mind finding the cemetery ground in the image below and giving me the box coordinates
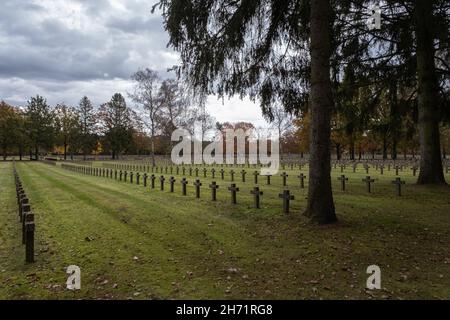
[0,161,449,300]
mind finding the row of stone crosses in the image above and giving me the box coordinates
[61,162,409,216]
[13,163,35,264]
[101,159,450,177]
[104,163,410,195]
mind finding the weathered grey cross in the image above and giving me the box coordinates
[251,187,263,209]
[338,175,349,191]
[228,183,240,204]
[253,171,259,184]
[241,170,247,182]
[281,172,289,186]
[209,181,219,201]
[194,179,202,198]
[150,174,156,189]
[362,176,375,193]
[169,177,176,193]
[160,176,166,191]
[181,178,188,196]
[298,174,306,189]
[279,190,295,214]
[392,178,405,196]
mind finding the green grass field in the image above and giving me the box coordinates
[1,161,449,299]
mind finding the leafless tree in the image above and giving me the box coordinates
[129,68,161,166]
[267,105,293,156]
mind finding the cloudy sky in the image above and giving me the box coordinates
[0,0,269,127]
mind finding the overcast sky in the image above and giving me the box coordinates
[0,0,269,127]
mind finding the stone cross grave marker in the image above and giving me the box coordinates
[25,212,35,264]
[392,178,405,196]
[21,203,31,244]
[253,171,259,184]
[169,177,176,193]
[251,187,263,209]
[281,172,289,186]
[228,183,240,204]
[181,178,188,196]
[241,170,247,183]
[279,190,295,214]
[143,173,148,187]
[338,175,349,191]
[362,176,375,193]
[298,173,306,189]
[194,179,202,198]
[209,181,219,201]
[150,174,156,189]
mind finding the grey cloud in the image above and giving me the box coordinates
[0,0,171,83]
[0,1,269,129]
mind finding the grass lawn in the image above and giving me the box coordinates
[1,161,449,300]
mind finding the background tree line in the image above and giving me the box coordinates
[0,69,217,161]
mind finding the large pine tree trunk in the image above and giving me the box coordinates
[415,0,446,184]
[304,0,337,224]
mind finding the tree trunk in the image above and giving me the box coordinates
[390,80,399,161]
[336,143,341,160]
[64,141,67,161]
[151,126,156,167]
[391,138,398,160]
[415,0,446,184]
[35,145,38,161]
[349,136,355,160]
[383,135,388,160]
[304,0,337,225]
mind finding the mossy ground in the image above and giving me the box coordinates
[0,161,449,300]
